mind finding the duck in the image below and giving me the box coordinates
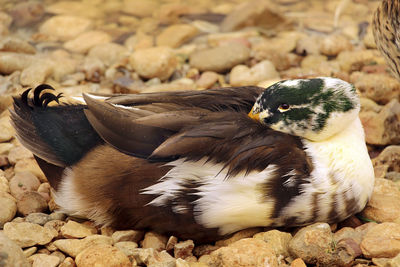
[10,77,374,243]
[373,0,400,81]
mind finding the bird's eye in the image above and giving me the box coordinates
[278,103,290,112]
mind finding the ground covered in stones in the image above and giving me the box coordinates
[0,0,400,266]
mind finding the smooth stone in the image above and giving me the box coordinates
[195,71,219,89]
[9,171,40,200]
[0,116,14,142]
[88,43,127,66]
[3,222,57,248]
[0,143,13,155]
[373,145,400,176]
[230,60,280,86]
[112,230,144,243]
[295,35,322,55]
[44,220,66,239]
[123,0,159,18]
[114,241,139,257]
[14,158,46,182]
[209,238,278,267]
[157,24,198,48]
[7,146,33,165]
[174,240,194,259]
[37,182,51,202]
[61,220,97,238]
[29,254,60,267]
[253,230,293,257]
[9,2,44,27]
[361,178,400,224]
[39,15,92,41]
[59,257,75,267]
[0,52,34,75]
[64,30,112,54]
[20,59,54,87]
[16,191,48,216]
[53,235,113,257]
[0,37,36,54]
[141,231,168,252]
[0,232,30,267]
[337,50,384,73]
[361,222,400,258]
[129,46,177,81]
[49,212,67,221]
[189,43,250,73]
[23,247,37,257]
[25,213,51,226]
[0,192,17,227]
[75,244,131,267]
[46,1,103,19]
[216,228,262,247]
[290,258,307,267]
[319,34,353,56]
[0,172,9,192]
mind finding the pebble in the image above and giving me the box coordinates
[362,178,400,224]
[130,46,177,81]
[46,1,103,19]
[141,231,168,252]
[75,244,131,267]
[195,71,219,89]
[7,146,33,165]
[39,15,93,41]
[319,34,353,56]
[220,0,285,32]
[0,232,30,267]
[0,173,9,192]
[0,116,14,142]
[59,257,76,267]
[253,229,292,257]
[359,99,400,145]
[64,30,112,54]
[9,171,40,199]
[23,247,37,257]
[37,182,51,201]
[25,213,51,226]
[372,145,400,178]
[291,258,307,267]
[28,254,60,267]
[112,229,144,243]
[289,222,355,266]
[53,235,113,257]
[14,158,46,182]
[230,60,280,86]
[17,191,48,216]
[0,143,13,156]
[133,248,175,266]
[157,24,198,48]
[189,43,250,73]
[50,251,66,263]
[114,241,139,258]
[123,0,159,18]
[216,228,262,247]
[0,192,17,227]
[209,238,278,267]
[360,222,400,258]
[61,220,97,238]
[363,27,376,49]
[337,50,384,73]
[88,43,127,66]
[174,240,195,259]
[3,221,57,248]
[20,59,54,87]
[0,52,34,74]
[295,35,322,55]
[44,220,66,239]
[9,1,45,27]
[0,37,36,54]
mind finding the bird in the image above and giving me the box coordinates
[10,78,375,243]
[373,0,400,81]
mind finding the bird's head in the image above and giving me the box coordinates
[248,78,360,141]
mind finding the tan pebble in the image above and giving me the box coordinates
[64,30,112,54]
[337,50,384,73]
[176,258,190,267]
[0,143,14,155]
[29,254,60,267]
[59,257,76,267]
[174,240,194,259]
[123,0,159,18]
[253,229,293,257]
[112,230,143,243]
[157,24,198,48]
[20,60,54,87]
[53,235,113,257]
[216,227,262,247]
[291,258,307,267]
[361,222,400,258]
[100,225,114,236]
[14,158,46,182]
[37,182,51,202]
[0,232,30,266]
[17,191,48,216]
[196,71,219,89]
[44,220,66,238]
[124,31,154,50]
[7,146,33,165]
[0,37,36,54]
[61,220,97,238]
[230,60,279,86]
[88,43,127,66]
[51,251,66,263]
[0,52,35,74]
[166,236,178,252]
[23,246,37,257]
[141,231,167,251]
[0,116,14,142]
[75,243,131,267]
[3,221,57,248]
[320,34,352,56]
[39,15,92,41]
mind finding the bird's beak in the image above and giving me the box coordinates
[248,107,260,121]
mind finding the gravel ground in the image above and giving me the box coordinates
[0,0,399,266]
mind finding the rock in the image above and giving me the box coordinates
[64,30,111,54]
[133,248,175,266]
[290,258,307,267]
[253,230,292,257]
[17,191,48,216]
[220,0,286,32]
[359,99,400,145]
[123,0,159,18]
[296,35,322,56]
[129,46,177,80]
[0,37,36,54]
[53,235,113,257]
[39,15,92,41]
[288,222,355,266]
[351,72,400,105]
[195,71,219,89]
[363,26,376,49]
[114,241,139,256]
[29,254,60,267]
[0,52,34,74]
[300,55,328,69]
[25,213,51,226]
[61,220,97,238]
[3,222,57,248]
[361,178,400,223]
[320,34,353,56]
[49,212,67,221]
[230,60,279,86]
[51,250,66,263]
[23,247,37,257]
[14,158,46,182]
[0,172,9,192]
[166,236,178,252]
[372,146,400,178]
[8,146,33,165]
[37,182,51,201]
[141,231,168,252]
[360,222,400,258]
[9,1,45,27]
[334,227,363,245]
[0,116,14,142]
[174,240,195,259]
[190,43,250,73]
[44,220,66,239]
[46,1,103,19]
[75,244,131,267]
[216,228,262,247]
[59,257,75,267]
[20,59,54,87]
[0,192,17,227]
[157,24,198,48]
[125,31,154,50]
[0,143,13,156]
[0,11,12,28]
[193,245,220,257]
[88,43,127,66]
[337,50,384,73]
[112,230,143,243]
[0,232,30,267]
[209,238,278,267]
